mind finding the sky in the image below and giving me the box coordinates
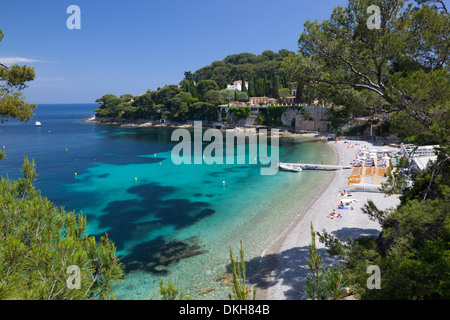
[0,0,349,104]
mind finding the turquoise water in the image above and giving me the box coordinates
[0,104,335,300]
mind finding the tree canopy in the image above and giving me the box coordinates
[186,49,295,98]
[282,0,449,143]
[0,29,36,123]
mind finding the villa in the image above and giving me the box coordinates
[248,96,278,106]
[226,80,249,91]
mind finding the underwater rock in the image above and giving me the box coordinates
[122,236,208,275]
[200,288,215,295]
[216,273,233,286]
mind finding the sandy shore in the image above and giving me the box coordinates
[253,137,401,300]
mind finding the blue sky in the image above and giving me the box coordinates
[0,0,348,104]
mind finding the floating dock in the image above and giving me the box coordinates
[280,162,352,171]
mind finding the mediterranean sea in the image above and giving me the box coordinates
[0,103,335,299]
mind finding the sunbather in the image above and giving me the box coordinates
[327,209,336,218]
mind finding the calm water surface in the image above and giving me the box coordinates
[0,104,335,299]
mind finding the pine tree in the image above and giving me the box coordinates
[0,159,124,299]
[272,75,280,98]
[249,75,256,97]
[229,240,256,300]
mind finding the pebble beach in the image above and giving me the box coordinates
[254,137,401,300]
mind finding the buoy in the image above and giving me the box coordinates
[2,146,5,149]
[135,177,137,181]
[66,148,68,152]
[75,172,77,176]
[223,180,225,184]
[154,153,156,157]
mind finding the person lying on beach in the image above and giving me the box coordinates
[340,190,347,196]
[327,210,336,218]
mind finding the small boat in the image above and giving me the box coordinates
[278,162,303,172]
[35,121,42,127]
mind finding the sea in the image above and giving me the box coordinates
[0,103,335,300]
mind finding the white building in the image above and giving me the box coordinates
[226,80,249,91]
[400,144,439,171]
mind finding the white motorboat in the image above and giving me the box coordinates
[278,162,303,172]
[35,121,42,127]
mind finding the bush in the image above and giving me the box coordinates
[229,106,250,120]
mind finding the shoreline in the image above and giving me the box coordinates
[254,138,401,300]
[252,140,339,299]
[83,117,330,138]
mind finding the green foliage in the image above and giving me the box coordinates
[228,240,256,300]
[229,106,250,121]
[154,85,182,105]
[165,94,189,121]
[94,94,123,117]
[343,124,367,136]
[0,30,36,123]
[204,90,224,106]
[196,80,219,100]
[0,159,124,299]
[219,89,235,102]
[190,50,295,98]
[155,279,192,300]
[192,102,218,121]
[272,75,280,98]
[236,91,248,102]
[264,105,292,126]
[304,223,347,300]
[278,88,290,103]
[282,0,449,142]
[0,150,4,159]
